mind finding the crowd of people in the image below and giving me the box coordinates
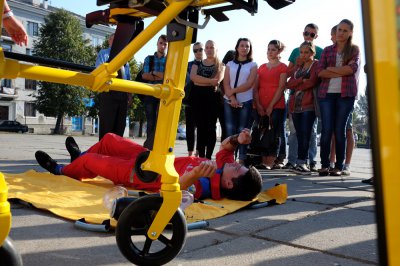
[183,19,361,177]
[3,2,368,185]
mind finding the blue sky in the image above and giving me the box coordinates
[49,0,366,93]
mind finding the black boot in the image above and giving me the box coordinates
[65,136,81,162]
[35,151,59,174]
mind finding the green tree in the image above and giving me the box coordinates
[354,90,369,136]
[33,9,96,134]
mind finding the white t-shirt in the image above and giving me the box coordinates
[224,60,257,103]
[328,53,343,93]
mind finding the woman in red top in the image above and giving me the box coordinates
[253,40,288,169]
[286,41,319,174]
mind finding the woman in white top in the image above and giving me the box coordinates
[223,38,258,163]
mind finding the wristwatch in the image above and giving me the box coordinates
[3,10,14,19]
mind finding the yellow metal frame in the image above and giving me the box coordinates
[0,0,195,240]
[363,1,400,265]
[0,172,11,247]
[1,0,398,263]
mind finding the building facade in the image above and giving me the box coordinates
[1,0,115,134]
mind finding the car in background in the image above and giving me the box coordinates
[177,125,186,140]
[0,120,28,133]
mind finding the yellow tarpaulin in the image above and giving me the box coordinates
[5,170,287,226]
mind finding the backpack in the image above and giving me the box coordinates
[135,55,154,101]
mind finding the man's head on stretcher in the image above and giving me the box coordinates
[34,129,262,201]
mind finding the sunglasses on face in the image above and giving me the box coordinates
[193,48,203,53]
[303,31,316,38]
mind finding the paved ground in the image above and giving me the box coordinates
[0,133,377,265]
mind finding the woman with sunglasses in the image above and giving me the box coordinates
[184,42,204,157]
[286,41,319,174]
[317,19,360,176]
[190,40,225,159]
[253,40,287,169]
[223,38,258,164]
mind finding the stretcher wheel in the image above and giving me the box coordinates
[116,195,187,265]
[135,151,159,183]
[0,237,23,266]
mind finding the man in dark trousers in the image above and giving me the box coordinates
[141,34,168,149]
[96,33,131,140]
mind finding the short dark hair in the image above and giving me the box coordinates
[304,23,319,32]
[158,34,167,42]
[221,166,262,201]
[222,50,235,64]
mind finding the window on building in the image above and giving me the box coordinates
[92,36,99,47]
[25,79,37,90]
[2,43,11,52]
[1,45,12,89]
[92,36,105,47]
[24,102,36,117]
[27,21,39,36]
[1,79,12,88]
[26,48,32,55]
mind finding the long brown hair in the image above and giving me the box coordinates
[339,19,358,64]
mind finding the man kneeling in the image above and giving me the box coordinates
[35,129,262,201]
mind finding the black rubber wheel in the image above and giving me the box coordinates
[116,195,187,265]
[134,151,159,183]
[0,237,23,266]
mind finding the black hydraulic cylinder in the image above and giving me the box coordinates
[3,51,95,73]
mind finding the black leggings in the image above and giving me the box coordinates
[185,105,196,152]
[192,85,218,159]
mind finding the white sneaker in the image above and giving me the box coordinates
[342,166,351,176]
[294,164,311,175]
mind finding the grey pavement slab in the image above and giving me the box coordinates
[256,207,377,264]
[175,236,373,266]
[0,133,378,265]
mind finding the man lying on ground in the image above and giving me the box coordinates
[35,129,262,201]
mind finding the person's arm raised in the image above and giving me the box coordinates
[220,128,251,152]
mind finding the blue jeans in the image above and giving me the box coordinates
[319,93,355,169]
[287,115,297,165]
[143,96,160,150]
[309,118,318,165]
[288,115,318,165]
[292,111,316,164]
[224,99,253,160]
[278,97,288,161]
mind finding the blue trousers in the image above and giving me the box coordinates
[319,93,355,169]
[223,99,253,160]
[292,111,316,164]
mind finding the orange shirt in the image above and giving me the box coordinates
[257,62,288,109]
